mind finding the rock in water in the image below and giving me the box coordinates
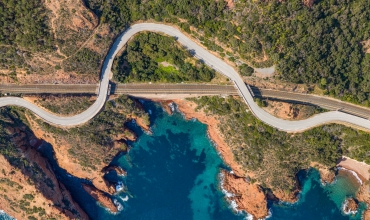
[82,183,118,213]
[343,198,359,215]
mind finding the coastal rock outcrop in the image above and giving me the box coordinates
[221,170,269,219]
[311,162,336,184]
[343,198,359,214]
[160,100,175,115]
[272,188,299,203]
[357,183,370,219]
[102,165,127,176]
[82,184,118,213]
[0,117,88,220]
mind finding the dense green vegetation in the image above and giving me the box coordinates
[260,1,370,105]
[86,0,370,105]
[113,33,215,82]
[0,46,30,71]
[0,0,53,51]
[63,48,101,75]
[190,96,370,191]
[33,95,95,116]
[36,95,149,168]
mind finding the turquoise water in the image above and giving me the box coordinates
[106,101,241,220]
[269,169,366,220]
[34,100,366,220]
[0,211,14,220]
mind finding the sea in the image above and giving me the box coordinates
[3,100,366,220]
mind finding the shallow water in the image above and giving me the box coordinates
[34,100,366,220]
[268,169,366,220]
[0,211,14,220]
[107,101,240,220]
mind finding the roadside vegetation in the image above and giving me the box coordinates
[33,95,149,169]
[0,0,54,51]
[31,95,95,116]
[63,48,101,75]
[86,0,370,105]
[113,32,215,83]
[189,96,370,193]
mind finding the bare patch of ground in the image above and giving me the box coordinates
[254,66,275,78]
[4,0,113,85]
[263,100,320,120]
[0,155,73,220]
[225,0,234,8]
[244,77,313,93]
[0,118,88,219]
[361,39,370,54]
[303,0,315,8]
[337,156,370,181]
[45,0,98,56]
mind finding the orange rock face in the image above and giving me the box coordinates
[221,170,269,219]
[357,184,370,219]
[344,198,359,214]
[82,184,118,213]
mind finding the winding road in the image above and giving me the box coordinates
[1,23,370,131]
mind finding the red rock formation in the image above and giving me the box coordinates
[221,170,269,219]
[101,165,127,176]
[82,184,118,213]
[344,198,359,214]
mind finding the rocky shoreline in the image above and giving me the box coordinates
[3,97,369,219]
[0,115,89,219]
[164,99,370,219]
[20,98,151,215]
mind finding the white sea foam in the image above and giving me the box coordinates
[113,199,124,212]
[121,195,129,202]
[245,213,253,220]
[168,102,176,113]
[265,209,273,219]
[337,167,363,185]
[115,181,124,192]
[148,109,152,115]
[341,199,358,215]
[219,170,261,219]
[0,210,16,220]
[229,200,239,211]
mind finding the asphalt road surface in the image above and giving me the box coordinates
[3,83,368,122]
[0,23,369,131]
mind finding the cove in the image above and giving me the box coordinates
[34,100,366,220]
[268,169,366,220]
[109,101,241,220]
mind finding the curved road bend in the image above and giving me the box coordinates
[0,23,370,131]
[2,84,370,120]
